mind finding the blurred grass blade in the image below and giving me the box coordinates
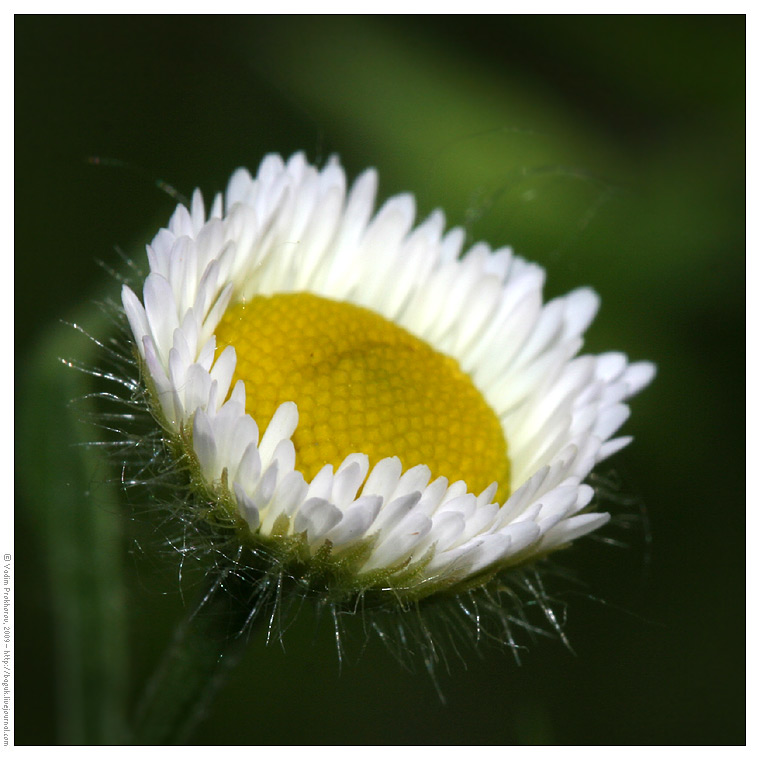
[18,305,128,744]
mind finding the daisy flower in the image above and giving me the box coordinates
[121,152,654,605]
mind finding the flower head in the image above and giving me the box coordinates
[121,152,654,606]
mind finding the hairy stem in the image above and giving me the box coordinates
[131,568,263,745]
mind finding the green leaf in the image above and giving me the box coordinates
[17,305,128,744]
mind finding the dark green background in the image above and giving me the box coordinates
[16,16,744,745]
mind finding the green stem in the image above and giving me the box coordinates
[131,569,262,745]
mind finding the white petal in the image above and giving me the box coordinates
[258,402,298,467]
[233,483,260,530]
[325,495,383,546]
[363,457,403,502]
[364,510,432,571]
[294,498,342,541]
[121,285,150,351]
[538,512,610,553]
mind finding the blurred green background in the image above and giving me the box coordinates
[16,15,744,745]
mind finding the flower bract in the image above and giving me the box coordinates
[122,152,654,604]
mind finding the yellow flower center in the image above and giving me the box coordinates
[215,292,510,502]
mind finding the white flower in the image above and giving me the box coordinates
[121,152,654,601]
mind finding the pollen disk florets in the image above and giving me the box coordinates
[121,152,654,603]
